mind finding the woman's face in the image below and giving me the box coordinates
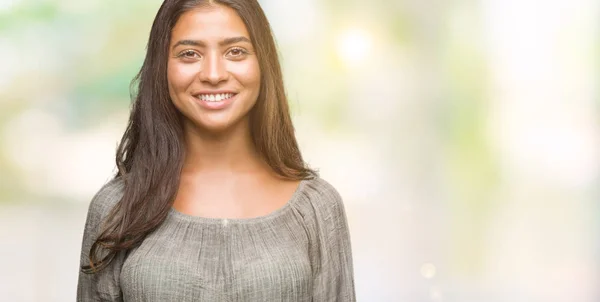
[167,4,261,134]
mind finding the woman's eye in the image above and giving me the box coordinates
[178,50,200,59]
[227,47,247,57]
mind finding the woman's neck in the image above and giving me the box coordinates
[180,118,265,175]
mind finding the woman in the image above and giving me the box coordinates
[77,0,356,301]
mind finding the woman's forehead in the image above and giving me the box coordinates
[171,5,250,43]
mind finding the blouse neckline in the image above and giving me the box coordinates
[167,178,310,225]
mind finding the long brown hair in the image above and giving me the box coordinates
[82,0,315,273]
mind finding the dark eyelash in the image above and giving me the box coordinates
[229,47,248,55]
[178,50,197,57]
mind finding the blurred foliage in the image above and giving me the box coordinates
[1,0,599,301]
[0,2,59,30]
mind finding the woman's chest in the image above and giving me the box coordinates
[120,220,312,302]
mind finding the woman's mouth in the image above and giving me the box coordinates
[194,92,238,110]
[197,93,236,102]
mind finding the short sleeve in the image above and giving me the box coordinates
[77,178,126,302]
[304,179,356,301]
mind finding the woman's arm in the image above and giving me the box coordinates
[310,181,356,302]
[77,178,125,302]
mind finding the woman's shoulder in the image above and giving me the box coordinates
[292,175,352,237]
[296,175,346,216]
[304,176,342,201]
[87,176,125,219]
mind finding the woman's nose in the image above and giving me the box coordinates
[198,53,228,85]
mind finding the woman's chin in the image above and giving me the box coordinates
[187,117,247,135]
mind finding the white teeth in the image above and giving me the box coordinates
[198,93,234,102]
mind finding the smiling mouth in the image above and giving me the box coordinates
[196,93,237,102]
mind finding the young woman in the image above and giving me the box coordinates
[77,0,356,301]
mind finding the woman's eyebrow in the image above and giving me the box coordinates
[172,39,205,50]
[172,36,251,50]
[219,36,251,46]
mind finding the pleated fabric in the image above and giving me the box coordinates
[77,175,355,302]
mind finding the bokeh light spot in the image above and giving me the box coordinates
[336,28,372,66]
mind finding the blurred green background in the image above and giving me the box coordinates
[0,0,598,301]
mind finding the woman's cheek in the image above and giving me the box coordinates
[229,60,260,84]
[169,62,200,90]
